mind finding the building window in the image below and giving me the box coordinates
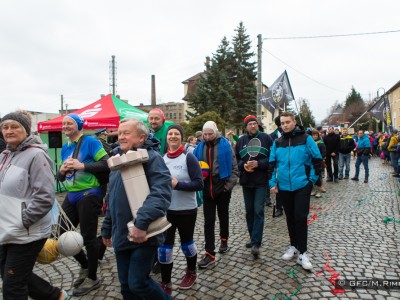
[179,113,182,119]
[170,113,173,119]
[174,113,176,119]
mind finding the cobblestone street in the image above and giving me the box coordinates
[1,157,400,299]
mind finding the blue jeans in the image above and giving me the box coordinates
[115,246,172,300]
[338,153,351,177]
[0,239,60,300]
[354,156,369,180]
[242,186,266,247]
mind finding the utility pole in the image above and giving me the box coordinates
[60,95,64,116]
[257,34,262,119]
[110,55,117,95]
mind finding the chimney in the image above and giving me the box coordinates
[151,75,156,107]
[205,56,211,70]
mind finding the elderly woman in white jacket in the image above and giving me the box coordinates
[0,112,69,300]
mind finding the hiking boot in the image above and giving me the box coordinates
[72,278,100,296]
[218,238,229,253]
[245,241,252,248]
[198,252,215,269]
[179,268,197,289]
[275,209,283,217]
[73,268,88,288]
[364,180,368,183]
[251,245,260,258]
[160,282,172,295]
[351,177,359,181]
[282,246,298,260]
[297,252,313,270]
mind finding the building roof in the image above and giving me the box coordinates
[181,71,206,84]
[386,80,400,94]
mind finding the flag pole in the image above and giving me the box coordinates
[256,34,263,119]
[348,111,370,129]
[348,96,382,129]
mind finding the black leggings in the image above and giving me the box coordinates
[60,194,101,280]
[160,212,197,283]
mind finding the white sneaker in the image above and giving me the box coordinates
[297,252,313,270]
[281,246,298,260]
[315,193,322,198]
[310,188,316,196]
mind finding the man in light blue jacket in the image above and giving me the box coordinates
[351,130,371,183]
[269,112,322,270]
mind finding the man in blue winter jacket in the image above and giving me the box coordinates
[351,130,371,183]
[268,112,322,270]
[101,118,172,299]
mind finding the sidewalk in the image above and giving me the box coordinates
[1,157,400,299]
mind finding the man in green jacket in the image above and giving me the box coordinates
[147,108,169,154]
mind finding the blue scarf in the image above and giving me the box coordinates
[194,137,232,180]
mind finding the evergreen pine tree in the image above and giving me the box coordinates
[188,37,235,132]
[231,22,257,127]
[343,86,366,124]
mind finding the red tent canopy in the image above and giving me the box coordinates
[37,94,151,132]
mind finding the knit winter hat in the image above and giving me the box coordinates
[203,121,218,134]
[1,112,31,135]
[167,124,184,141]
[195,131,203,138]
[244,115,257,126]
[64,114,84,131]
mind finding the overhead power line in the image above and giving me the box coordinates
[264,29,400,40]
[262,47,347,94]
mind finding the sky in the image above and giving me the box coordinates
[0,0,399,123]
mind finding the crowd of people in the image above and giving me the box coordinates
[0,107,398,299]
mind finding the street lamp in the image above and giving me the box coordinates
[377,87,386,98]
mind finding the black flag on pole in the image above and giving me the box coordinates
[367,95,393,133]
[367,96,385,122]
[259,70,295,115]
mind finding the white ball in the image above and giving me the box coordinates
[57,231,84,256]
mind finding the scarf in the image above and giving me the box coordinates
[167,144,185,158]
[193,137,232,180]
